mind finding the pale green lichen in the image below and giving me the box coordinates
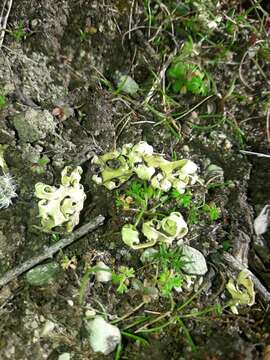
[121,224,143,249]
[122,212,188,249]
[91,150,133,190]
[0,144,17,209]
[0,144,9,174]
[226,270,255,314]
[35,166,86,232]
[92,141,198,192]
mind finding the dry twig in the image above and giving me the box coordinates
[0,0,13,48]
[0,215,105,288]
[266,108,270,144]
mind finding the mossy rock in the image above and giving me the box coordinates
[26,262,59,286]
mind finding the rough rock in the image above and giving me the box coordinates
[13,109,55,142]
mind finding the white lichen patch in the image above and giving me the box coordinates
[0,174,17,209]
[35,166,86,232]
[0,144,17,209]
[92,141,198,193]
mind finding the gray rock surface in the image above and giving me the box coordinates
[13,109,55,142]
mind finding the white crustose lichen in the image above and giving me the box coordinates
[0,174,17,209]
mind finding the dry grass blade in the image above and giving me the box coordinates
[0,0,13,48]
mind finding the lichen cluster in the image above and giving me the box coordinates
[34,166,86,232]
[92,141,198,193]
[0,144,17,209]
[122,212,188,249]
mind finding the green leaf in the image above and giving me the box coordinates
[158,270,183,297]
[0,94,6,109]
[168,62,187,79]
[121,331,149,346]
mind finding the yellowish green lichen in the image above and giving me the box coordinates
[35,166,86,232]
[92,141,198,192]
[226,270,255,314]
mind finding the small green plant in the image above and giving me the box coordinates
[170,190,192,207]
[115,179,166,215]
[112,266,135,294]
[187,202,221,224]
[154,244,187,297]
[10,20,27,42]
[0,92,6,109]
[202,203,220,221]
[167,61,209,96]
[154,243,187,273]
[222,240,231,252]
[79,26,97,41]
[158,270,183,297]
[31,156,50,174]
[61,255,77,270]
[188,205,200,224]
[126,180,159,207]
[50,233,60,243]
[79,29,89,42]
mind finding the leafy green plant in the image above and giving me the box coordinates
[153,244,187,297]
[222,240,231,252]
[0,92,6,109]
[31,156,50,174]
[50,233,60,243]
[126,180,160,207]
[202,203,220,221]
[158,270,183,297]
[188,205,200,224]
[154,243,187,273]
[170,190,192,207]
[112,266,135,294]
[167,61,209,96]
[10,20,27,42]
[187,202,221,224]
[61,255,77,270]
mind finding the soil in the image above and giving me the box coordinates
[0,1,270,359]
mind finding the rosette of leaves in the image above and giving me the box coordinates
[35,166,86,232]
[167,61,209,96]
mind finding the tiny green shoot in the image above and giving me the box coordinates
[31,156,50,174]
[158,270,183,297]
[112,266,135,294]
[202,203,221,221]
[167,61,209,96]
[10,20,27,42]
[0,92,6,109]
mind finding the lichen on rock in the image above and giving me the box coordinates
[12,109,56,143]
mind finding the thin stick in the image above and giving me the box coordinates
[0,215,105,288]
[128,0,136,41]
[240,150,270,158]
[174,95,214,121]
[135,310,171,333]
[266,108,270,144]
[222,253,270,302]
[143,50,177,105]
[239,49,253,91]
[0,0,13,48]
[112,302,145,325]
